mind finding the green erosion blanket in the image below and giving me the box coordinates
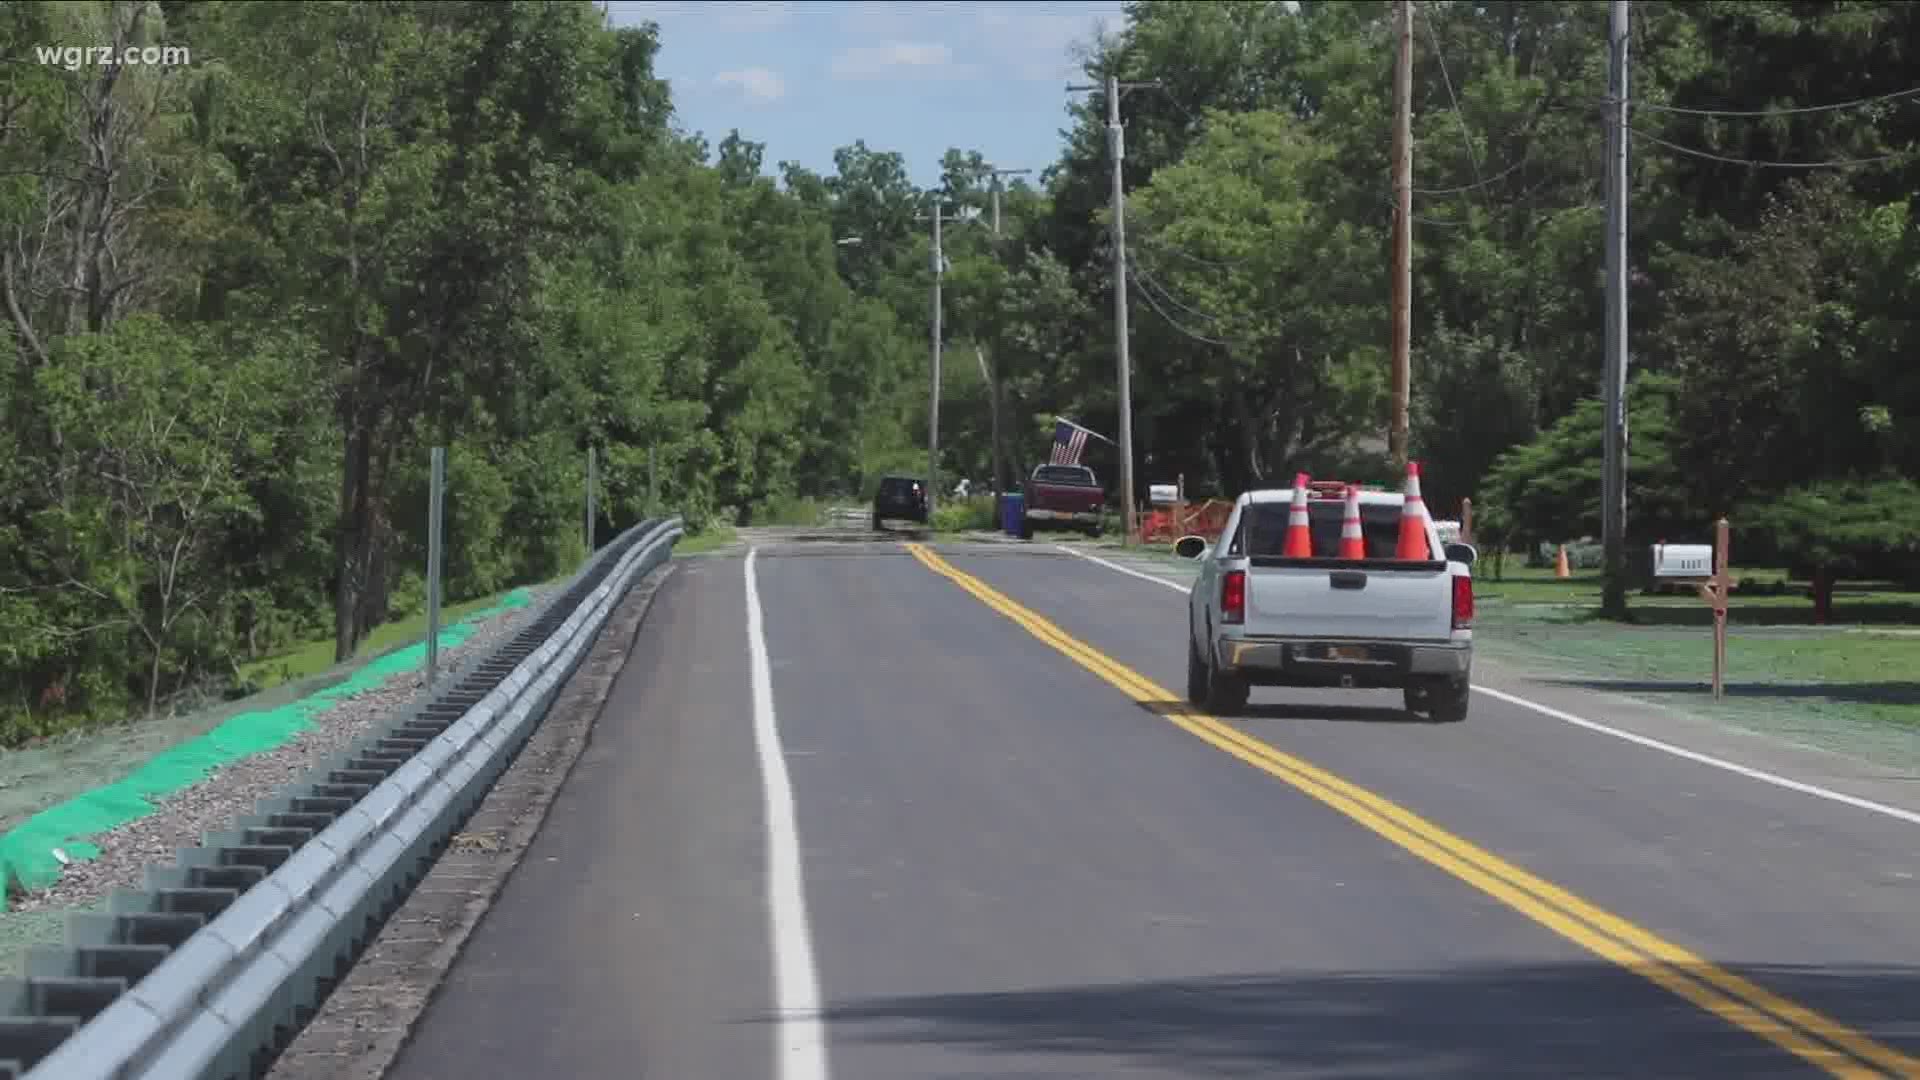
[0,589,535,909]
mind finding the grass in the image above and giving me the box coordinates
[1480,623,1920,738]
[930,495,1000,535]
[672,525,740,555]
[1472,561,1920,755]
[236,582,551,691]
[1476,564,1920,627]
[751,494,835,527]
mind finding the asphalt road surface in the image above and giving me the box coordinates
[386,535,1920,1079]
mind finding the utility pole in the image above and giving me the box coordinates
[1389,0,1414,469]
[425,447,445,690]
[983,166,1031,238]
[929,200,944,511]
[982,164,1031,495]
[1601,0,1632,617]
[1068,74,1161,545]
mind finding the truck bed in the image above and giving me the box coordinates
[1232,495,1459,644]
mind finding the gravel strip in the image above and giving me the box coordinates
[9,590,558,914]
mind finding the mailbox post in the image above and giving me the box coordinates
[1651,518,1732,700]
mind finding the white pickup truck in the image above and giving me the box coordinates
[1184,482,1477,722]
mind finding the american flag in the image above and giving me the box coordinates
[1050,419,1090,466]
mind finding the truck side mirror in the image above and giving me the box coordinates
[1174,535,1210,560]
[1444,542,1477,567]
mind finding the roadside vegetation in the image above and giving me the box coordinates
[3,1,1917,747]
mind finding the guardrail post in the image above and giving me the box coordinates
[586,446,597,555]
[427,447,445,690]
[649,445,658,516]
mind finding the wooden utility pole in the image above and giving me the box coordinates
[929,201,943,511]
[1389,0,1414,469]
[1067,74,1162,544]
[1601,0,1633,617]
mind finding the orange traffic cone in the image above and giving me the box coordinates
[1555,544,1571,579]
[1282,472,1314,557]
[1395,461,1431,560]
[1338,484,1367,559]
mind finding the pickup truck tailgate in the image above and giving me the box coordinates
[1246,563,1454,642]
[1033,484,1103,513]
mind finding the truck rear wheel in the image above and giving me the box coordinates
[1196,638,1249,716]
[1406,677,1469,723]
[1206,668,1249,716]
[1019,516,1034,541]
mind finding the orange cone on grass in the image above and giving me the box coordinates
[1555,544,1571,579]
[1338,485,1367,559]
[1395,461,1431,560]
[1282,473,1314,557]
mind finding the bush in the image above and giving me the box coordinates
[750,494,828,527]
[931,496,997,533]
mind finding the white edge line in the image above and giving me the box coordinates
[745,548,831,1080]
[1055,543,1920,829]
[1057,544,1191,594]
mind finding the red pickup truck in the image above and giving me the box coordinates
[1020,464,1106,539]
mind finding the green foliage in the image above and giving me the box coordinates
[930,497,998,534]
[7,0,1920,740]
[1740,478,1920,589]
[0,1,927,743]
[749,495,830,528]
[1476,374,1690,556]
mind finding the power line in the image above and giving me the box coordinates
[1617,84,1920,119]
[1412,156,1530,196]
[1135,236,1254,270]
[1628,127,1914,169]
[1126,265,1239,348]
[1420,4,1487,205]
[1128,256,1230,326]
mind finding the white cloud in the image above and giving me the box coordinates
[830,40,963,81]
[612,1,792,33]
[714,66,787,104]
[975,5,1123,82]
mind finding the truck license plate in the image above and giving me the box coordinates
[1328,645,1369,661]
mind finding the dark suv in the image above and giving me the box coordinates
[872,475,929,530]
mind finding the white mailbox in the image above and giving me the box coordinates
[1651,543,1715,579]
[1148,484,1180,505]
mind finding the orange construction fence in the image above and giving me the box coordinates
[1137,499,1234,545]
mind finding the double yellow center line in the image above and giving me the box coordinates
[905,543,1916,1079]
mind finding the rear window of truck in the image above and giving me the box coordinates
[1034,466,1094,485]
[1228,502,1411,560]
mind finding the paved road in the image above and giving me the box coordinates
[387,536,1920,1079]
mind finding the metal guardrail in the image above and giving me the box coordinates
[2,516,684,1080]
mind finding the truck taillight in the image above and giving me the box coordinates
[1452,574,1474,629]
[1222,570,1246,625]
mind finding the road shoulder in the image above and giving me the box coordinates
[262,561,677,1080]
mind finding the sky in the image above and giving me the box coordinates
[607,1,1129,190]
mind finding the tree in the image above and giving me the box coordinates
[1741,478,1920,624]
[1476,373,1690,569]
[29,317,284,717]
